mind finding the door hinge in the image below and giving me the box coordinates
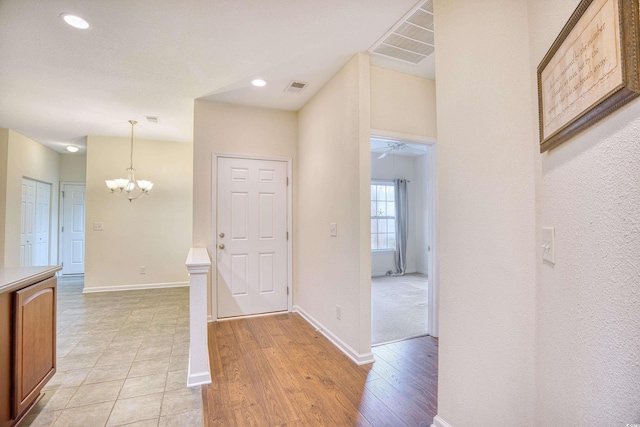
[287,287,289,295]
[61,191,64,198]
[286,231,289,240]
[61,226,64,232]
[286,177,289,186]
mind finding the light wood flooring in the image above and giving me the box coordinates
[202,313,438,426]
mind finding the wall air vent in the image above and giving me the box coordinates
[284,81,308,94]
[368,0,434,65]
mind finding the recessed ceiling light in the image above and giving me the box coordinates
[61,13,90,29]
[251,79,267,87]
[66,145,79,153]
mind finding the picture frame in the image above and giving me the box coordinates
[537,0,640,152]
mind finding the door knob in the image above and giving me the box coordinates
[218,244,225,250]
[219,232,225,238]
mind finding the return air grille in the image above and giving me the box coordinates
[368,0,435,65]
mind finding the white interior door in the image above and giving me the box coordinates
[20,179,36,267]
[61,184,85,275]
[217,157,288,318]
[34,181,51,266]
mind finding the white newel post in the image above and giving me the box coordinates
[185,248,212,387]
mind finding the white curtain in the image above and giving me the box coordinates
[387,178,408,276]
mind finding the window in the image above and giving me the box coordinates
[371,182,396,251]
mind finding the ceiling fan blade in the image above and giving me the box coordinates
[378,151,389,159]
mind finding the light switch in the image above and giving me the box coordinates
[93,222,103,231]
[542,227,555,265]
[329,223,337,237]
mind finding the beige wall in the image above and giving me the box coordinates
[60,153,87,182]
[433,0,537,425]
[370,66,437,139]
[85,136,192,290]
[0,130,8,265]
[192,101,298,317]
[4,130,60,268]
[529,0,640,424]
[296,53,372,357]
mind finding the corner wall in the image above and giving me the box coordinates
[296,53,372,359]
[192,101,298,318]
[84,135,192,290]
[433,0,537,425]
[4,130,60,268]
[528,0,640,424]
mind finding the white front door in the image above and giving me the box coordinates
[61,184,86,275]
[216,157,288,318]
[20,179,36,267]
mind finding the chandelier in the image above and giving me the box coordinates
[105,120,154,201]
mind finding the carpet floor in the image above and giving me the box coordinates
[371,273,429,346]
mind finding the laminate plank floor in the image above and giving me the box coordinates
[203,313,438,426]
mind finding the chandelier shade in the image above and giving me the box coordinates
[105,120,154,201]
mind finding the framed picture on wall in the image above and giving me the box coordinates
[537,0,640,152]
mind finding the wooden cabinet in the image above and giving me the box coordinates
[0,267,58,427]
[13,277,56,418]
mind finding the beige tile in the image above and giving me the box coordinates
[128,358,170,378]
[119,373,167,399]
[44,368,91,389]
[84,363,132,385]
[52,401,114,427]
[168,354,189,372]
[170,343,189,357]
[22,409,62,427]
[118,420,159,427]
[39,387,77,411]
[164,370,187,392]
[56,353,101,372]
[134,345,173,362]
[158,409,202,427]
[65,379,123,408]
[106,392,163,426]
[160,387,202,417]
[95,350,138,367]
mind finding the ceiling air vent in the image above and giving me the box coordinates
[284,81,308,94]
[368,0,434,65]
[145,115,159,123]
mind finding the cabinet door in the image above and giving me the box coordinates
[13,277,56,417]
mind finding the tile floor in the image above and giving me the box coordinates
[22,276,203,427]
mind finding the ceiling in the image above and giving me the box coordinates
[0,0,435,153]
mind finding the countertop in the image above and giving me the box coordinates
[0,266,61,294]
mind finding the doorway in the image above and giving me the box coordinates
[59,183,86,275]
[370,135,437,345]
[20,178,51,267]
[214,155,292,319]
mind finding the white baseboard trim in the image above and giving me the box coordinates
[293,305,374,365]
[186,371,212,387]
[432,415,452,427]
[371,269,420,278]
[82,281,189,294]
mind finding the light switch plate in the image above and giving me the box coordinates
[330,223,337,237]
[542,227,555,265]
[93,222,103,231]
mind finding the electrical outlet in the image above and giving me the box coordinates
[140,266,146,274]
[336,305,341,320]
[93,222,103,231]
[330,223,337,237]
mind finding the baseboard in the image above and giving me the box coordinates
[82,281,189,294]
[293,305,375,365]
[186,370,212,387]
[432,415,452,427]
[371,269,420,278]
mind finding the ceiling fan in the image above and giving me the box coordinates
[377,142,424,159]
